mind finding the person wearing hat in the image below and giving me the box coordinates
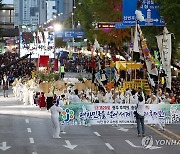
[50,100,63,139]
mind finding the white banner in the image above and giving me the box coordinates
[60,103,180,125]
[156,28,172,89]
[133,23,140,52]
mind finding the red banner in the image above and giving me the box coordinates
[38,55,49,67]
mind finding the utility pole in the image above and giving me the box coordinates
[72,0,76,52]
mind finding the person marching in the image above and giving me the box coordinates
[50,100,63,139]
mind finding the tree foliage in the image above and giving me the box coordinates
[142,0,180,61]
[74,0,131,55]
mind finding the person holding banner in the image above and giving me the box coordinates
[135,93,145,137]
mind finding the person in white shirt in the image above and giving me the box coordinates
[146,94,158,104]
[163,93,171,104]
[105,90,113,103]
[125,88,131,104]
[135,93,145,137]
[71,89,81,103]
[50,101,63,139]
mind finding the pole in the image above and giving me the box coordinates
[72,0,75,53]
[72,13,74,52]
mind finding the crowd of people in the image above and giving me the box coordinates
[0,52,35,85]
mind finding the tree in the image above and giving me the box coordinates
[74,0,131,56]
[142,0,180,62]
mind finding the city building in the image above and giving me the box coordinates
[56,0,73,22]
[0,4,14,29]
[0,4,19,53]
[46,0,56,21]
[14,0,47,29]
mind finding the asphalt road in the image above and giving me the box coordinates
[0,88,179,154]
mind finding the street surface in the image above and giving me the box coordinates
[0,84,179,154]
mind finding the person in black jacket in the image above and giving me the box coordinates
[1,75,9,97]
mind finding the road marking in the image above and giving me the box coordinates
[146,125,173,141]
[118,127,129,132]
[63,140,77,150]
[105,143,114,150]
[25,119,29,123]
[164,128,180,139]
[125,140,142,148]
[94,132,101,136]
[0,142,11,151]
[27,128,32,133]
[29,138,34,144]
[32,152,37,154]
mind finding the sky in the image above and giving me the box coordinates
[2,0,13,4]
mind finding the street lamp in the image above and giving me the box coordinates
[53,23,62,59]
[53,23,62,32]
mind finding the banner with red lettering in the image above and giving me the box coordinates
[60,103,180,125]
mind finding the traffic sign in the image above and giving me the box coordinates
[55,30,85,38]
[97,22,128,29]
[97,23,115,28]
[122,0,165,26]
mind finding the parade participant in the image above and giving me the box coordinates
[135,93,145,137]
[97,91,104,103]
[71,89,81,103]
[50,100,63,139]
[105,89,113,103]
[169,93,176,104]
[38,92,46,110]
[57,95,66,134]
[135,87,145,101]
[129,89,136,104]
[163,93,171,104]
[125,88,131,104]
[157,99,165,131]
[146,94,158,104]
[1,74,9,97]
[23,84,29,105]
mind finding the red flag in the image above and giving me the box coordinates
[38,55,49,67]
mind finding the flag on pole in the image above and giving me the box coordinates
[133,23,140,53]
[156,27,172,90]
[136,23,158,88]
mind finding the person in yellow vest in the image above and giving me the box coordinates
[60,64,65,79]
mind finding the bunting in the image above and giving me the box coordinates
[136,23,158,88]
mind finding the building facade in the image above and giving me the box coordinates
[56,0,73,22]
[14,0,46,28]
[46,0,56,21]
